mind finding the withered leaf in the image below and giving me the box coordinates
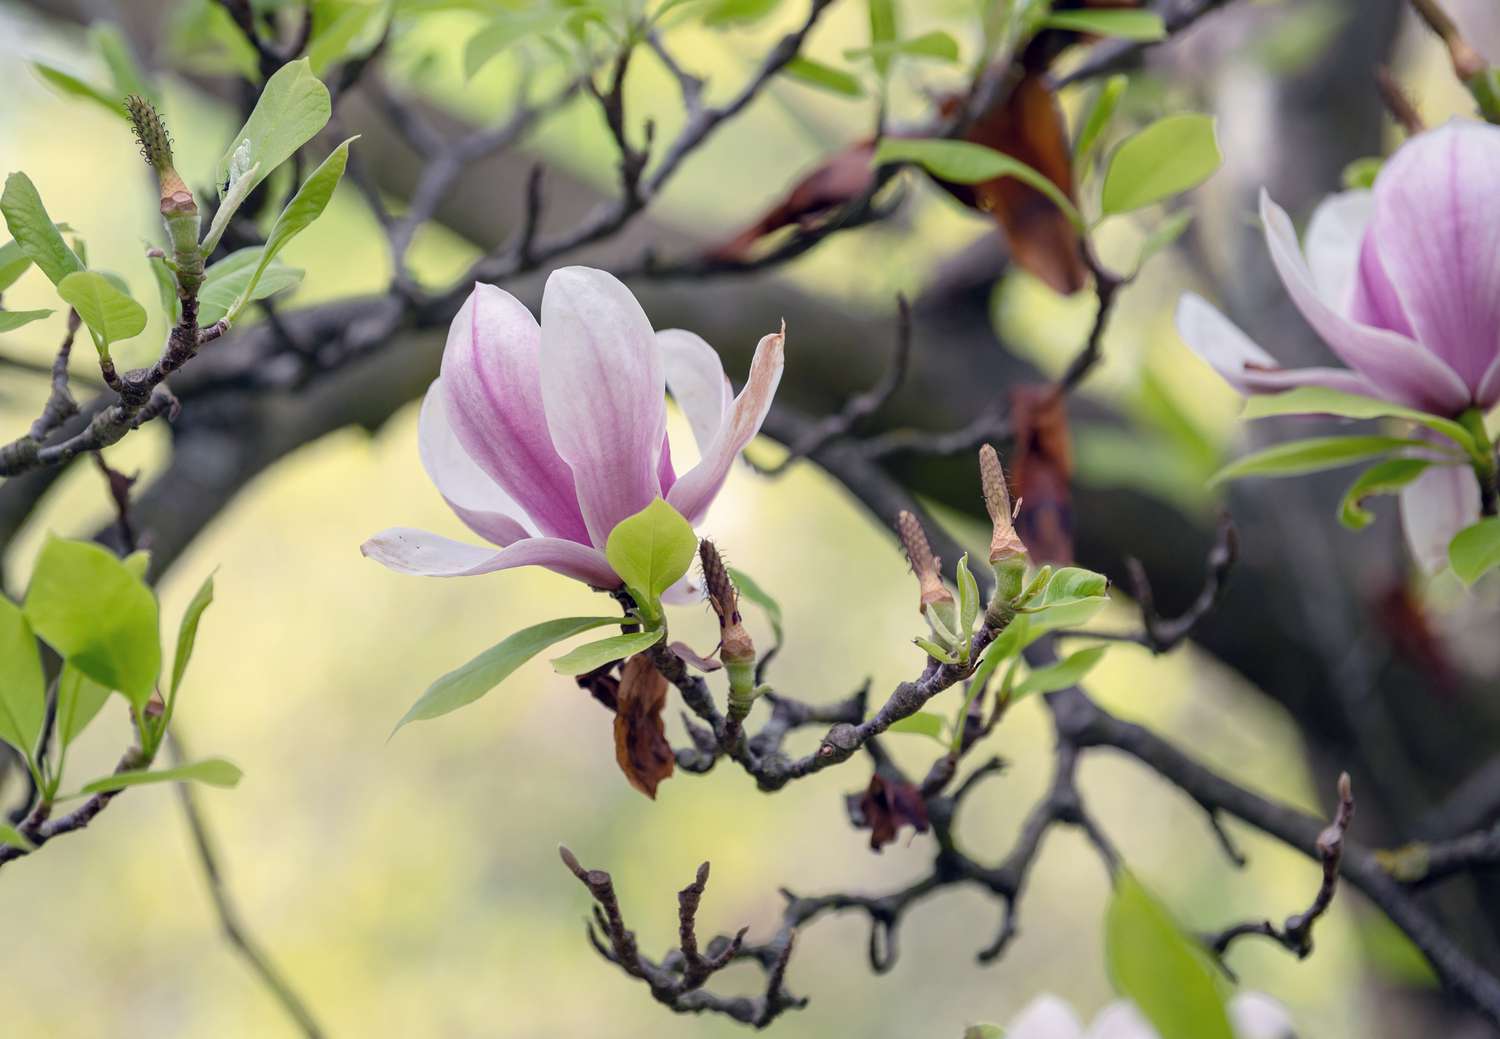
[1009,385,1074,564]
[614,653,675,799]
[847,773,930,852]
[711,140,876,262]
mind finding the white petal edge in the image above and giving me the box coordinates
[1400,462,1481,575]
[1006,995,1086,1039]
[1174,294,1374,397]
[658,328,733,458]
[361,527,619,587]
[1227,992,1298,1039]
[418,378,532,546]
[1084,1002,1160,1039]
[1302,189,1372,316]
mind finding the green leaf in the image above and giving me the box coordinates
[79,757,242,794]
[225,138,353,324]
[91,23,153,103]
[550,629,665,676]
[395,616,621,731]
[464,9,573,78]
[0,239,32,292]
[149,253,180,324]
[1100,114,1222,216]
[1240,386,1476,453]
[845,31,961,65]
[887,710,946,743]
[1106,873,1234,1039]
[1339,458,1431,531]
[1027,566,1111,633]
[727,566,783,649]
[1210,435,1428,486]
[604,498,698,613]
[782,56,864,97]
[866,0,897,77]
[1136,211,1193,271]
[198,248,303,326]
[701,0,782,28]
[171,574,215,698]
[0,597,45,762]
[214,58,331,200]
[307,0,392,75]
[956,554,980,635]
[1450,518,1500,587]
[963,1027,1005,1039]
[1,173,84,286]
[872,138,1082,230]
[0,309,55,333]
[0,822,35,851]
[1012,646,1107,699]
[1342,156,1382,190]
[1043,9,1165,40]
[24,536,160,710]
[1074,74,1127,175]
[56,663,113,750]
[57,271,147,349]
[33,65,126,117]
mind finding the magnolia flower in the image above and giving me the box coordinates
[998,992,1295,1039]
[1175,120,1500,571]
[362,267,784,588]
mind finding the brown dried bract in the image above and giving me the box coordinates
[614,654,675,798]
[710,141,877,262]
[1009,386,1074,564]
[849,773,931,852]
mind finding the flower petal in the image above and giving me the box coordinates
[1369,121,1500,392]
[1006,995,1085,1039]
[540,267,666,546]
[1400,462,1480,574]
[657,429,677,495]
[658,328,733,455]
[361,527,618,586]
[1303,189,1371,315]
[441,283,590,542]
[1227,992,1297,1039]
[1084,1003,1158,1039]
[1175,294,1374,397]
[1261,190,1471,415]
[418,378,530,547]
[667,325,785,524]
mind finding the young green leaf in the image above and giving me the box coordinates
[198,248,303,326]
[1106,873,1234,1039]
[0,822,35,851]
[701,0,782,27]
[0,309,54,333]
[307,0,392,75]
[872,138,1083,229]
[1012,645,1107,699]
[395,616,621,732]
[1339,458,1431,530]
[171,573,215,698]
[1450,518,1500,587]
[727,566,783,650]
[149,254,180,324]
[79,757,242,794]
[57,271,148,350]
[1241,386,1476,453]
[56,663,113,750]
[845,31,961,65]
[33,65,125,117]
[604,498,698,612]
[1074,74,1127,176]
[1341,156,1382,190]
[956,554,980,635]
[24,536,161,710]
[1100,114,1221,216]
[200,160,263,257]
[1,173,84,286]
[225,138,354,324]
[550,629,665,676]
[866,0,897,78]
[1135,210,1194,272]
[782,56,864,97]
[214,58,332,200]
[464,10,573,79]
[91,23,154,103]
[886,711,947,743]
[1043,9,1165,40]
[1026,567,1111,634]
[1210,435,1428,486]
[0,597,46,762]
[0,239,32,292]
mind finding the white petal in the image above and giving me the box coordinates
[1006,995,1086,1039]
[418,378,531,546]
[1174,294,1373,397]
[361,528,619,586]
[1303,189,1372,316]
[658,328,733,456]
[1085,1003,1160,1039]
[1400,462,1481,574]
[1227,992,1297,1039]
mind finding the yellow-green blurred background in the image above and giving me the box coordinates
[0,0,1493,1035]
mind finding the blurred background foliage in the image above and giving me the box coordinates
[0,0,1495,1035]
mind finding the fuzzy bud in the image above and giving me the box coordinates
[979,444,1027,565]
[700,540,758,718]
[897,510,954,616]
[127,95,199,260]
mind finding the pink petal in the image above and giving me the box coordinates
[1349,233,1416,339]
[539,267,666,547]
[1260,191,1471,415]
[658,329,733,455]
[1006,996,1085,1039]
[418,378,530,547]
[657,429,676,495]
[667,325,785,524]
[1174,294,1374,397]
[1303,189,1372,315]
[1369,121,1500,393]
[361,527,619,586]
[441,284,590,543]
[1400,463,1480,574]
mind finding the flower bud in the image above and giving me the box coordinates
[127,95,199,262]
[897,510,955,619]
[699,540,759,719]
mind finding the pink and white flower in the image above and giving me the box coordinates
[1000,992,1295,1039]
[362,266,784,588]
[1176,120,1500,570]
